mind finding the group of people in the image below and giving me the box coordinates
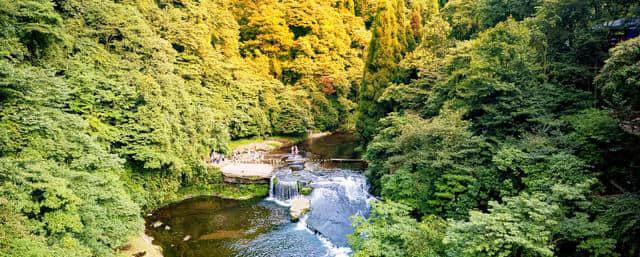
[210,145,300,165]
[290,145,300,155]
[232,147,265,162]
[210,151,224,164]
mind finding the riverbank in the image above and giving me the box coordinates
[118,183,269,257]
[177,183,269,200]
[229,135,302,152]
[228,132,333,152]
[118,233,163,257]
[131,133,314,209]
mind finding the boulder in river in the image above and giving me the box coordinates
[152,221,163,228]
[290,197,311,221]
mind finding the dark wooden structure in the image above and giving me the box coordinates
[598,17,640,47]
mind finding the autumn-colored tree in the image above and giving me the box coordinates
[357,0,440,142]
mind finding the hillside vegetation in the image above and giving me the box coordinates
[352,1,640,257]
[0,0,368,255]
[1,0,640,257]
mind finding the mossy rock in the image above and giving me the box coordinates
[300,187,313,195]
[247,176,263,181]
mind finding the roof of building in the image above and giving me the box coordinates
[597,17,640,30]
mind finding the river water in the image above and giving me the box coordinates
[146,133,372,257]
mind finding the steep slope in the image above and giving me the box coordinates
[0,0,370,256]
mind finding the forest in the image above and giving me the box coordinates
[1,0,639,257]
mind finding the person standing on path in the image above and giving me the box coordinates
[210,150,215,164]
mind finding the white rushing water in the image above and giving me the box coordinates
[267,168,373,256]
[319,233,353,257]
[267,174,300,207]
[294,211,352,257]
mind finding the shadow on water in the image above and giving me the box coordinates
[283,132,366,171]
[146,133,369,257]
[299,132,362,160]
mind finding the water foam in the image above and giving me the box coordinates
[295,214,311,232]
[294,214,352,257]
[318,235,352,257]
[270,170,372,256]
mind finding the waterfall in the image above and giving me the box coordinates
[274,180,299,201]
[305,173,373,247]
[335,176,369,203]
[267,170,373,248]
[268,175,299,205]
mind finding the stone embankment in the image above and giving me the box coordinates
[219,163,275,184]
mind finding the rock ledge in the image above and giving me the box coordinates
[290,197,311,221]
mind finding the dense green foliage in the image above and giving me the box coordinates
[365,110,487,218]
[2,0,640,256]
[596,37,640,120]
[0,0,368,256]
[356,0,439,142]
[352,1,640,257]
[232,0,370,132]
[0,58,142,255]
[350,201,447,257]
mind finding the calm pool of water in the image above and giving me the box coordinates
[146,197,334,257]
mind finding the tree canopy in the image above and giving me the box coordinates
[351,1,640,257]
[1,0,640,257]
[0,0,370,255]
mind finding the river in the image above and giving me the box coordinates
[145,133,372,257]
